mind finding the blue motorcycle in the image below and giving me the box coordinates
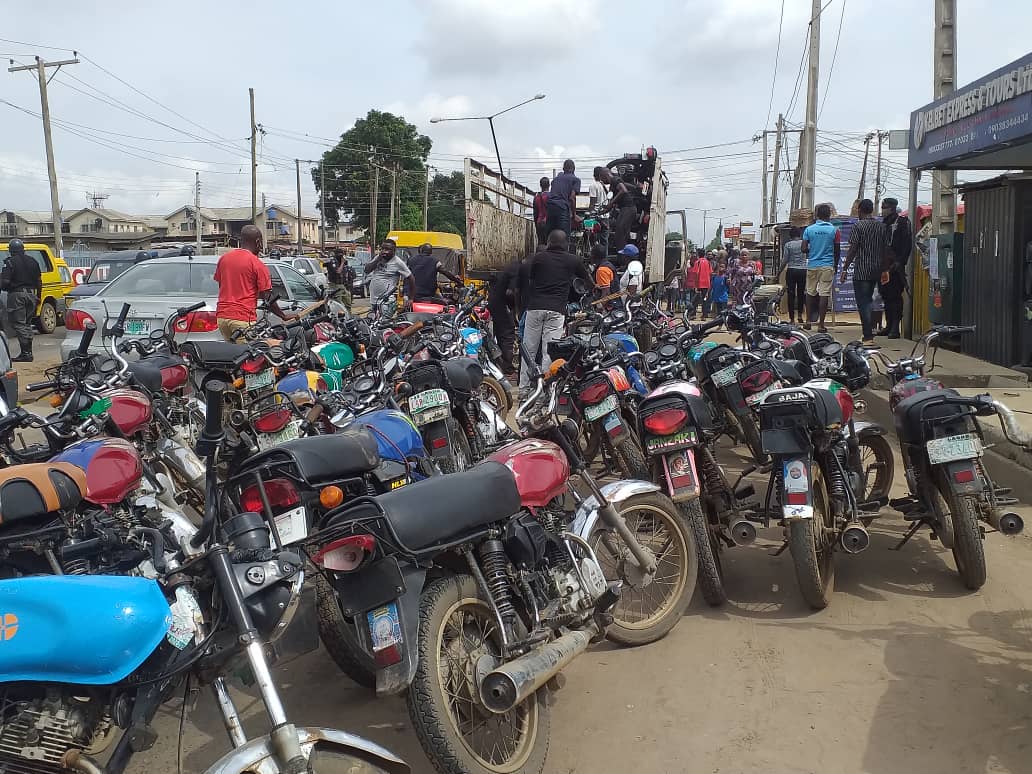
[0,383,408,774]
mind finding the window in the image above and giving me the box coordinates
[278,264,320,302]
[104,261,217,296]
[0,249,51,274]
[179,223,190,233]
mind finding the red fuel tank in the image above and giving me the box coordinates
[105,389,153,436]
[51,437,144,505]
[488,439,570,508]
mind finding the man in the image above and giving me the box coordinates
[365,240,415,309]
[1,239,41,361]
[617,244,644,293]
[326,249,354,311]
[591,244,619,297]
[801,203,841,332]
[683,252,699,317]
[546,160,580,238]
[838,199,885,344]
[213,225,295,342]
[487,258,520,377]
[695,247,713,318]
[597,167,637,252]
[878,197,912,339]
[516,230,592,391]
[589,167,608,208]
[533,177,550,246]
[408,242,462,301]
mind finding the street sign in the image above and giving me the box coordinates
[888,130,910,150]
[723,227,741,238]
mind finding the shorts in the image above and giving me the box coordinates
[217,317,252,342]
[806,267,835,298]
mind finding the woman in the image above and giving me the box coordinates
[728,249,756,307]
[781,227,807,323]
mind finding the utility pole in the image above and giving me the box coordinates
[769,114,784,227]
[295,159,303,257]
[931,0,957,238]
[194,172,202,254]
[319,162,326,251]
[388,164,398,232]
[799,0,821,210]
[249,88,257,225]
[760,129,769,241]
[370,164,380,247]
[8,55,80,255]
[423,166,433,230]
[857,133,874,201]
[873,131,887,204]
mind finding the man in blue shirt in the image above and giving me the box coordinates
[801,203,841,332]
[546,160,580,239]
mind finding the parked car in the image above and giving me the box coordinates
[284,255,328,290]
[0,242,73,334]
[60,254,336,360]
[65,247,193,307]
[350,250,370,298]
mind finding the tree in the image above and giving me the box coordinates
[666,231,684,242]
[313,110,431,243]
[426,171,465,237]
[705,222,724,252]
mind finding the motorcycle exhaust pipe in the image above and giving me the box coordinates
[987,510,1024,536]
[156,437,206,491]
[480,629,592,715]
[840,522,871,554]
[728,518,757,546]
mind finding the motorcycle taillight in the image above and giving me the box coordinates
[579,380,610,405]
[643,408,688,435]
[740,369,775,395]
[241,356,267,374]
[252,406,293,433]
[313,535,376,572]
[240,477,300,513]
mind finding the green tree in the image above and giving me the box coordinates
[666,231,684,242]
[313,110,431,243]
[705,222,724,252]
[426,171,466,237]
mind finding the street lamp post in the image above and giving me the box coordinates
[430,94,546,178]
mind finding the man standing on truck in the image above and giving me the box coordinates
[597,168,637,252]
[516,230,592,393]
[365,240,415,309]
[2,239,41,362]
[214,225,296,341]
[408,242,463,301]
[533,178,550,246]
[546,161,581,239]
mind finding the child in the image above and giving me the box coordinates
[710,261,730,315]
[665,271,681,311]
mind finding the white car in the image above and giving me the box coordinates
[284,256,328,290]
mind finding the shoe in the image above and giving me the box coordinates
[802,323,813,331]
[12,343,32,362]
[861,338,876,347]
[818,326,829,334]
[887,332,901,340]
[874,328,889,336]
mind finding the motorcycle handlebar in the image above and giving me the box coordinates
[76,321,97,356]
[26,380,57,392]
[176,301,206,317]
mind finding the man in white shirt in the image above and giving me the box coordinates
[617,244,644,292]
[589,167,609,208]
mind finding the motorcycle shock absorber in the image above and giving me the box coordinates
[478,539,518,626]
[697,446,727,499]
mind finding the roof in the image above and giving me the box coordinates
[386,230,464,249]
[3,210,56,223]
[142,215,169,228]
[71,206,148,223]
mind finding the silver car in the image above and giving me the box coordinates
[60,254,330,360]
[285,256,329,290]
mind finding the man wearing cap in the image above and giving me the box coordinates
[877,197,911,339]
[618,244,644,293]
[1,239,41,362]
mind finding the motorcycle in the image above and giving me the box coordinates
[871,325,1032,589]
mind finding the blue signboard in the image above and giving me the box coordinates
[831,218,857,313]
[909,52,1032,169]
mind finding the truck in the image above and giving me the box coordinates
[461,150,668,286]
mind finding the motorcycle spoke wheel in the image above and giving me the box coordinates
[479,377,511,414]
[857,435,895,505]
[590,493,696,645]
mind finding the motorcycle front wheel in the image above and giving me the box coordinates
[857,434,895,505]
[788,465,835,610]
[407,575,550,774]
[589,492,697,645]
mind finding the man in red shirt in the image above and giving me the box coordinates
[214,224,295,341]
[533,177,550,246]
[693,248,712,319]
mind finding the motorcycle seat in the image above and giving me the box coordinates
[403,312,449,324]
[375,461,521,551]
[240,430,381,484]
[126,361,164,393]
[444,357,484,394]
[0,462,86,524]
[894,388,971,443]
[180,341,251,367]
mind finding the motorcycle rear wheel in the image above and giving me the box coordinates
[437,417,473,474]
[314,575,376,690]
[788,466,835,610]
[589,492,697,645]
[606,434,649,480]
[681,497,726,606]
[938,476,987,590]
[480,376,512,414]
[407,575,550,774]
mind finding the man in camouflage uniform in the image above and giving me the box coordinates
[2,239,41,362]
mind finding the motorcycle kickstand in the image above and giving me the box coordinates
[890,520,923,551]
[770,540,789,557]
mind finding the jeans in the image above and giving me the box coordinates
[520,309,565,390]
[853,279,877,340]
[786,268,807,320]
[544,203,571,237]
[692,289,709,317]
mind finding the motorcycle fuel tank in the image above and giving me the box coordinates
[489,438,570,507]
[349,409,428,462]
[105,389,153,436]
[0,575,171,684]
[52,437,144,504]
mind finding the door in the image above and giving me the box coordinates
[275,264,322,313]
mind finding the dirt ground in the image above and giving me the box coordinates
[134,437,1032,774]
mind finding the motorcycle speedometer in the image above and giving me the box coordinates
[353,376,376,393]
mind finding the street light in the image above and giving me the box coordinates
[686,206,728,248]
[430,94,546,178]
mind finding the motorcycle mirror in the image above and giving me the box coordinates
[572,277,589,297]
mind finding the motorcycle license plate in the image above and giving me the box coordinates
[410,388,449,413]
[583,393,618,421]
[603,411,624,436]
[412,405,450,426]
[124,319,149,336]
[646,429,698,453]
[257,420,301,450]
[746,381,783,406]
[245,369,274,391]
[367,602,403,655]
[782,458,813,520]
[273,505,308,545]
[712,362,743,387]
[926,433,982,464]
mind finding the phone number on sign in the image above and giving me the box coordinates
[990,112,1029,134]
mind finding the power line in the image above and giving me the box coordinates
[817,0,848,119]
[764,0,787,129]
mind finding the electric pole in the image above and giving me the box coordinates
[319,162,326,251]
[769,114,784,228]
[249,88,257,225]
[370,164,380,247]
[760,129,769,240]
[932,0,957,238]
[8,55,80,255]
[194,172,202,254]
[799,0,821,210]
[873,131,887,204]
[295,159,303,257]
[388,164,398,232]
[423,166,433,230]
[857,132,874,201]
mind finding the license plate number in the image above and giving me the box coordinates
[646,429,698,453]
[257,419,301,450]
[927,433,982,464]
[583,393,618,421]
[712,362,743,387]
[746,381,783,406]
[124,319,149,335]
[245,369,274,391]
[273,505,308,545]
[410,388,449,413]
[367,603,403,653]
[412,405,450,426]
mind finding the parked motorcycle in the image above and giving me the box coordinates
[871,325,1032,589]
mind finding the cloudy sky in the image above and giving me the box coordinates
[3,0,1030,244]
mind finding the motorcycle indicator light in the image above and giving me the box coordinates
[579,380,609,405]
[313,534,376,572]
[643,408,688,435]
[252,407,293,434]
[319,485,345,508]
[240,477,300,513]
[49,394,64,408]
[546,359,566,379]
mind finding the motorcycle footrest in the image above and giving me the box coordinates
[857,499,886,512]
[903,510,930,522]
[995,487,1013,496]
[889,496,918,509]
[997,496,1019,506]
